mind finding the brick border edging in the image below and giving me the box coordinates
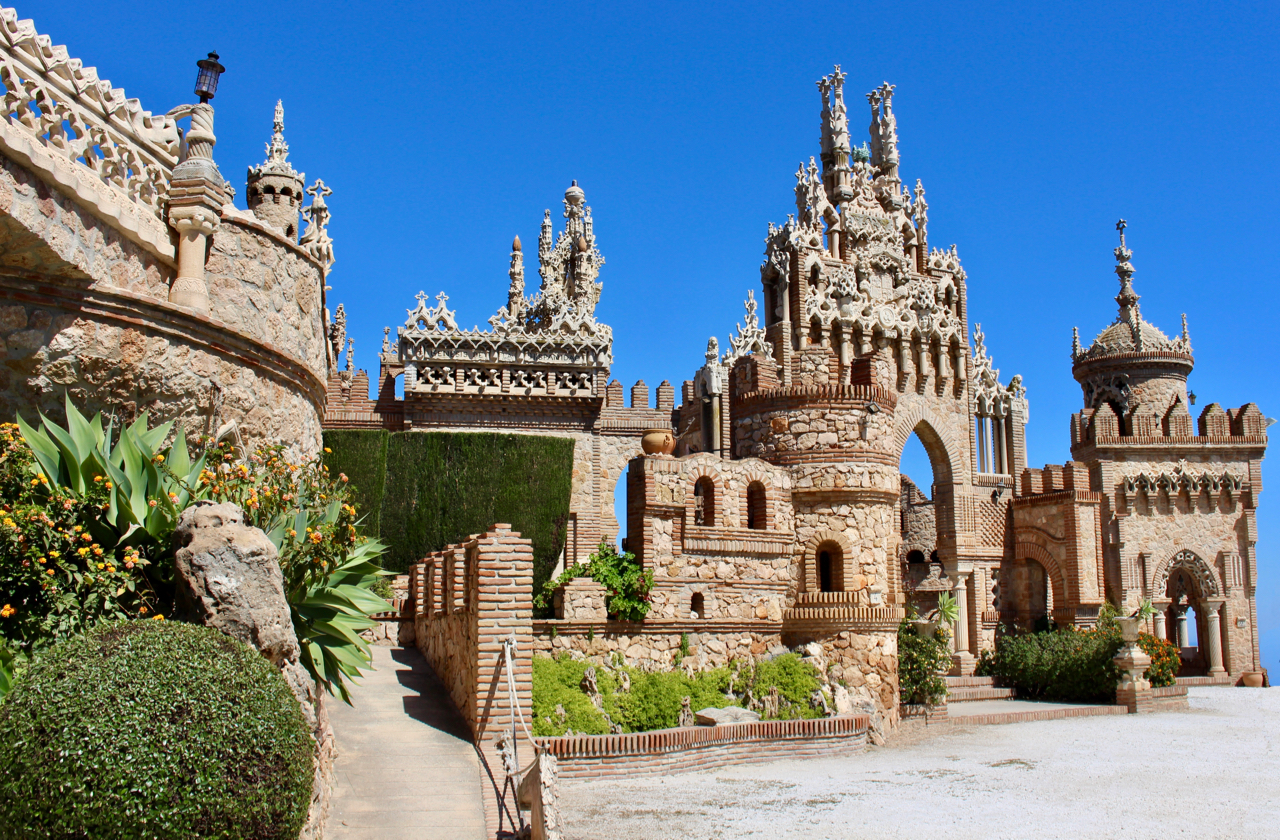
[536,715,869,780]
[947,705,1129,726]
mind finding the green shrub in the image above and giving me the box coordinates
[0,620,314,839]
[537,541,654,621]
[898,619,951,705]
[321,429,389,537]
[985,627,1121,702]
[531,653,614,736]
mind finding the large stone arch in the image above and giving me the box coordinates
[1013,541,1069,614]
[1150,547,1223,601]
[891,403,966,487]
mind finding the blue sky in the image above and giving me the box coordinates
[30,1,1278,670]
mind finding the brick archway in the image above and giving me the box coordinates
[1013,541,1069,614]
[801,529,855,593]
[1150,547,1223,601]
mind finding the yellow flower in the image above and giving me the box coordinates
[0,604,13,618]
[106,566,116,574]
[139,606,148,614]
[151,614,164,621]
[46,569,54,576]
[97,563,105,570]
[154,454,165,463]
[324,447,332,454]
[48,550,59,558]
[77,547,90,556]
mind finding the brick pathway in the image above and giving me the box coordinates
[328,645,487,840]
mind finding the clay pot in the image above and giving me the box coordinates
[1242,672,1265,688]
[641,428,675,456]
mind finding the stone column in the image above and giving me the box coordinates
[1175,607,1189,648]
[1113,617,1153,714]
[166,102,226,315]
[950,573,975,675]
[1205,601,1226,676]
[1152,601,1169,641]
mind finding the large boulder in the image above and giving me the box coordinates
[173,501,297,667]
[695,706,761,726]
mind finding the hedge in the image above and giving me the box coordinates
[322,429,389,537]
[0,620,313,839]
[323,430,573,584]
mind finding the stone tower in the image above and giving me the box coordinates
[246,100,306,241]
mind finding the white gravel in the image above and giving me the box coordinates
[559,688,1279,840]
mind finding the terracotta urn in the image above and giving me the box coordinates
[641,428,675,456]
[1242,672,1265,688]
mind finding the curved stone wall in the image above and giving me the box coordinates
[0,152,327,456]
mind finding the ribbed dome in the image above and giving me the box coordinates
[1072,221,1192,367]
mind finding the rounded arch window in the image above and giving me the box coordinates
[693,477,715,527]
[907,549,926,565]
[746,481,767,530]
[816,540,843,593]
[690,592,705,619]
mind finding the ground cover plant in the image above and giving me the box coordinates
[0,620,314,840]
[0,399,390,701]
[532,651,824,736]
[975,602,1180,702]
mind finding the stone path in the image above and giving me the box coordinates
[328,645,486,840]
[560,687,1280,839]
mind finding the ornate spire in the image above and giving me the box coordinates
[252,99,300,178]
[817,65,853,206]
[300,179,334,271]
[1113,219,1140,328]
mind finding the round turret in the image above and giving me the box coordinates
[246,100,305,241]
[1071,222,1193,418]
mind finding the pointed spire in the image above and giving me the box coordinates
[1113,218,1140,326]
[1072,326,1082,359]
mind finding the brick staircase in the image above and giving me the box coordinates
[945,675,1017,703]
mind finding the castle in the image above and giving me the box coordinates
[0,1,1261,732]
[326,68,1267,725]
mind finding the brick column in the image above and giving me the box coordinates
[471,525,534,838]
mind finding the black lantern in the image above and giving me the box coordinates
[194,51,225,103]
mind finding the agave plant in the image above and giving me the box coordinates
[16,397,207,553]
[935,591,960,626]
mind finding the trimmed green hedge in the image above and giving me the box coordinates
[323,429,389,537]
[0,620,313,839]
[323,430,573,582]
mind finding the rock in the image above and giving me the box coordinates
[833,683,855,715]
[679,696,695,727]
[766,644,790,659]
[173,501,297,667]
[695,705,761,726]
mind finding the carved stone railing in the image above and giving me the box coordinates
[0,7,179,255]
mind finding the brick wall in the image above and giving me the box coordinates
[408,525,534,838]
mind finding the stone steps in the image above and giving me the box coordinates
[944,675,995,689]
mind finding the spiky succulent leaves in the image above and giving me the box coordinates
[293,540,390,703]
[935,591,959,626]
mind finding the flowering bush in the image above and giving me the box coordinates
[0,399,389,703]
[898,614,951,706]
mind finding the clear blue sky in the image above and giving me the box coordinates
[27,1,1278,670]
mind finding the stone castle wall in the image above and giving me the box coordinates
[0,151,327,455]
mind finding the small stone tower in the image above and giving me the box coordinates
[1071,220,1194,428]
[246,100,305,241]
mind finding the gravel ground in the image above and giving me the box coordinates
[559,688,1279,840]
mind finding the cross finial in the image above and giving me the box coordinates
[435,292,449,307]
[415,290,428,304]
[1116,218,1127,248]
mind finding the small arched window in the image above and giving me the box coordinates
[690,592,704,619]
[816,541,843,593]
[693,477,715,527]
[285,224,295,239]
[907,549,926,565]
[746,482,767,530]
[281,187,293,197]
[264,185,276,195]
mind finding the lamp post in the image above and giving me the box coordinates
[194,51,225,103]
